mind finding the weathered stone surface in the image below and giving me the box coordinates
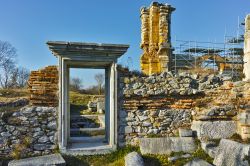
[191,121,236,139]
[0,106,57,157]
[140,137,197,154]
[47,121,57,130]
[179,128,193,137]
[8,154,66,166]
[28,66,58,107]
[244,14,250,81]
[201,141,218,158]
[140,2,175,75]
[184,158,212,166]
[213,139,250,166]
[125,151,144,166]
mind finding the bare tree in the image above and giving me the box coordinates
[0,59,15,88]
[17,67,30,88]
[70,77,82,91]
[0,41,17,67]
[0,41,17,88]
[94,73,104,95]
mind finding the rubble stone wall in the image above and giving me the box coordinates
[118,70,226,145]
[0,106,57,158]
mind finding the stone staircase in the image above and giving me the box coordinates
[70,115,105,137]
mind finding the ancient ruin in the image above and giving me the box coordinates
[244,14,250,80]
[1,1,250,165]
[47,41,129,154]
[140,2,175,75]
[28,66,58,106]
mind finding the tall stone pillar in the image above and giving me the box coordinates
[244,14,250,80]
[140,7,150,75]
[139,2,175,75]
[148,2,160,75]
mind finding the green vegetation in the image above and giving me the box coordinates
[11,136,32,159]
[63,146,139,166]
[69,91,104,115]
[0,88,29,102]
[63,138,215,166]
[229,133,250,144]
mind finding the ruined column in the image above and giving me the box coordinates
[244,14,250,80]
[148,2,160,75]
[140,7,150,75]
[140,2,175,75]
[158,5,175,72]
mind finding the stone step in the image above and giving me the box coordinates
[8,154,65,166]
[69,135,106,143]
[70,127,105,136]
[71,127,105,132]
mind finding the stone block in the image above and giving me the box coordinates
[125,151,144,166]
[201,141,218,158]
[8,154,66,166]
[179,128,193,137]
[140,137,197,154]
[191,121,236,139]
[238,112,250,125]
[213,139,250,166]
[97,102,105,114]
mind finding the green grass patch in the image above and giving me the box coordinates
[63,146,139,166]
[0,88,29,98]
[229,133,250,144]
[69,91,104,115]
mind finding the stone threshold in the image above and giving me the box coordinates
[61,144,116,155]
[61,136,116,155]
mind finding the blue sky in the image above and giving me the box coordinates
[0,0,249,87]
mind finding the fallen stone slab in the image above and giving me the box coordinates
[140,137,197,155]
[213,139,250,166]
[184,158,212,166]
[8,154,66,166]
[125,151,144,166]
[191,121,236,139]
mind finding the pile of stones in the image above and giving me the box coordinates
[0,106,57,157]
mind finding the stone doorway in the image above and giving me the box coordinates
[47,41,129,154]
[69,68,107,153]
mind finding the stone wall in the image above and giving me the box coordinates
[118,70,226,145]
[28,66,58,107]
[0,106,57,158]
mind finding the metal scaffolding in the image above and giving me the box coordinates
[171,35,244,79]
[171,18,245,80]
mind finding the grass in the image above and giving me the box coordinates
[0,88,29,102]
[63,146,139,166]
[229,133,250,144]
[70,91,103,106]
[11,136,32,159]
[69,91,104,115]
[63,138,214,166]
